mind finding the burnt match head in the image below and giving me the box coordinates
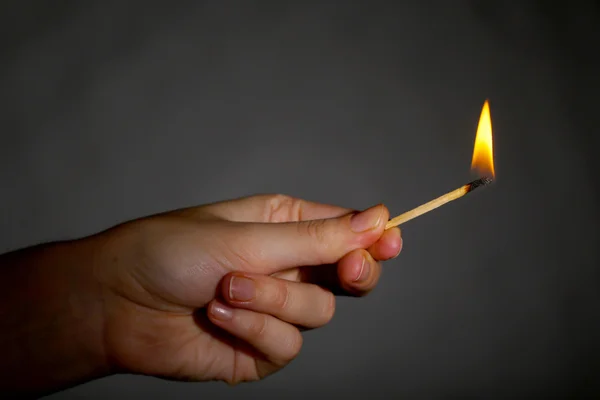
[467,176,494,192]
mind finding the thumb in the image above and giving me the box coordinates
[229,204,388,274]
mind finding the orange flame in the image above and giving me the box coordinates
[471,99,495,178]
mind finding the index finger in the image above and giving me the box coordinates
[197,194,354,223]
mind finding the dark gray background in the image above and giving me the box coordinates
[1,1,599,398]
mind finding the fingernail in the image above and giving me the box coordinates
[353,256,370,282]
[210,302,233,321]
[350,205,383,233]
[229,276,255,302]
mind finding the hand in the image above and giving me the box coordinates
[94,194,402,384]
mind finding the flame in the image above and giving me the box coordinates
[470,99,495,178]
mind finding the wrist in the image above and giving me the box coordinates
[0,236,113,396]
[66,234,113,377]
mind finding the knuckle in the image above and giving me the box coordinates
[320,290,336,324]
[266,194,294,222]
[268,193,293,207]
[246,313,269,340]
[299,219,328,244]
[271,279,291,312]
[286,197,305,221]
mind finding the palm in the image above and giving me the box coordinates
[105,294,269,382]
[102,213,312,382]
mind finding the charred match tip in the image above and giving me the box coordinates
[467,176,494,192]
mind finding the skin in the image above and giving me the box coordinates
[0,194,402,397]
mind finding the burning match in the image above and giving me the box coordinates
[385,100,495,230]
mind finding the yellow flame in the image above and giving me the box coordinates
[471,99,495,178]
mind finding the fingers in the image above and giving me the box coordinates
[334,229,402,295]
[198,194,353,223]
[207,300,303,367]
[206,272,337,373]
[367,227,403,261]
[285,234,403,297]
[229,204,389,274]
[219,272,335,329]
[336,249,382,295]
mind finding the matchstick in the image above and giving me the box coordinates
[385,176,493,229]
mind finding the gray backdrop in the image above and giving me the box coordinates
[1,1,599,398]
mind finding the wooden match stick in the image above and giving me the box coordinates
[385,176,493,229]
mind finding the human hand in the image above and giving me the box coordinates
[94,194,402,384]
